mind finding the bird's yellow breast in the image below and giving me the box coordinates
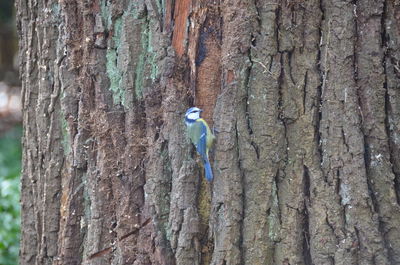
[196,118,215,149]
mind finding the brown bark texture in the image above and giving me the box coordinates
[16,0,400,264]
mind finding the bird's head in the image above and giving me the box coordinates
[185,107,202,124]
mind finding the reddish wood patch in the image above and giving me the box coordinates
[189,4,221,127]
[172,0,192,56]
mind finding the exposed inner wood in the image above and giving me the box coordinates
[193,6,221,126]
[172,0,192,56]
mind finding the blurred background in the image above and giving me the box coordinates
[0,0,22,264]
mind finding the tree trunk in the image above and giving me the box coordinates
[16,0,400,264]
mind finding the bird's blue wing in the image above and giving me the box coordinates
[196,121,208,161]
[187,119,213,181]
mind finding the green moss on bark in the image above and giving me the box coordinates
[106,17,126,106]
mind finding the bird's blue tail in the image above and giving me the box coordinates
[204,159,213,181]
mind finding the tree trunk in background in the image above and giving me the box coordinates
[16,0,400,264]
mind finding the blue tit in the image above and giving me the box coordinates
[185,107,215,181]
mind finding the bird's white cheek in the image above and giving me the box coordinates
[187,113,199,120]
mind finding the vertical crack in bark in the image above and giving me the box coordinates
[303,166,312,265]
[235,121,245,265]
[240,46,253,265]
[353,0,358,82]
[315,0,325,177]
[353,226,361,265]
[303,166,311,199]
[382,0,400,207]
[302,205,312,265]
[244,67,253,136]
[243,48,259,160]
[302,70,308,115]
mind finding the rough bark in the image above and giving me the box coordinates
[17,0,400,264]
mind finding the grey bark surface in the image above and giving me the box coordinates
[17,0,400,264]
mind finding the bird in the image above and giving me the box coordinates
[185,107,215,181]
